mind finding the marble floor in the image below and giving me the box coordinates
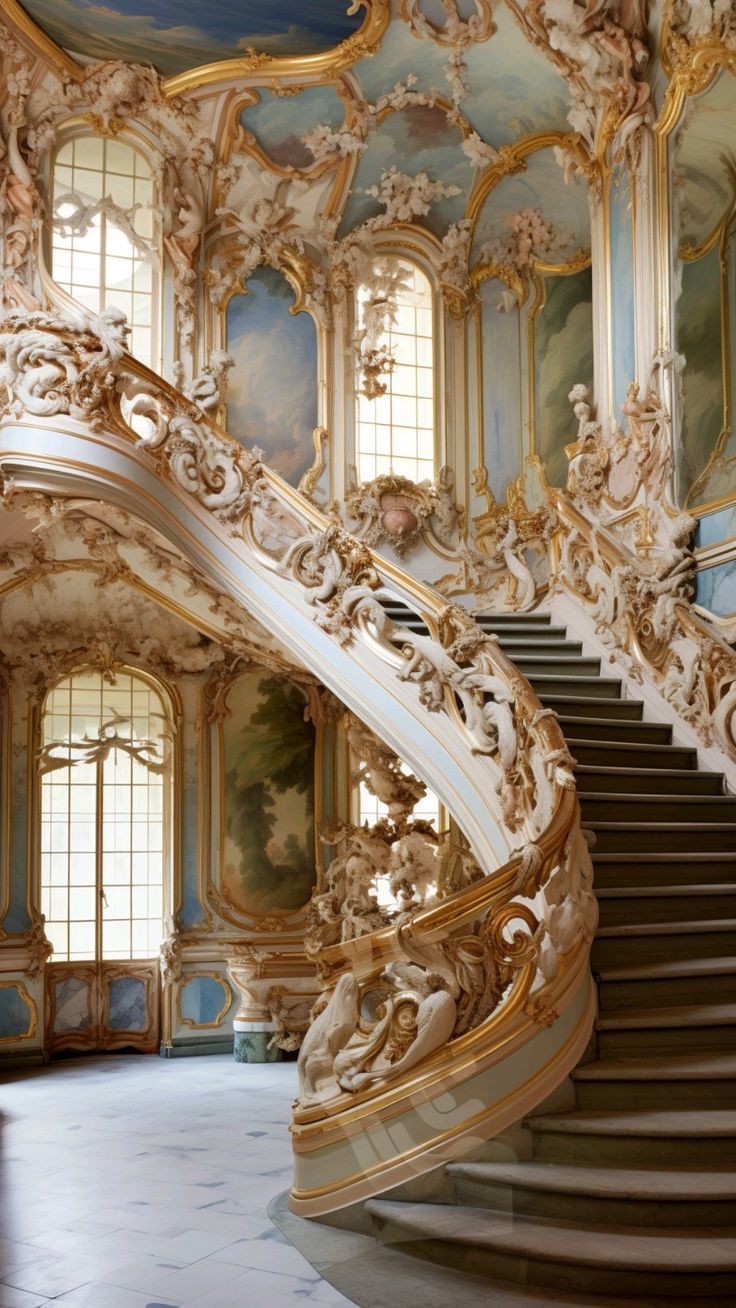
[0,1054,355,1308]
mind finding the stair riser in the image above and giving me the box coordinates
[574,1079,736,1112]
[531,1127,736,1167]
[599,973,736,1011]
[531,678,623,699]
[571,743,695,769]
[496,642,584,657]
[450,1177,736,1229]
[560,721,672,744]
[591,828,736,853]
[593,861,736,889]
[582,798,736,822]
[479,617,553,629]
[373,1234,736,1299]
[596,895,736,928]
[592,933,736,969]
[598,1025,736,1057]
[544,700,644,721]
[514,658,603,677]
[580,771,724,795]
[488,626,568,640]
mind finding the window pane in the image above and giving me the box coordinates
[356,260,435,484]
[50,135,155,366]
[39,669,168,962]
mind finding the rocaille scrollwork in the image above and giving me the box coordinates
[554,359,736,766]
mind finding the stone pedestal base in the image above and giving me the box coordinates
[233,1019,281,1064]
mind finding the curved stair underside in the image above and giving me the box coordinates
[349,608,736,1302]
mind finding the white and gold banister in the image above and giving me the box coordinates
[0,308,597,1215]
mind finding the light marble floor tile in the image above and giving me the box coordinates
[1,1055,354,1308]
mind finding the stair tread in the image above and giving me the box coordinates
[447,1159,736,1201]
[557,716,667,730]
[364,1199,736,1271]
[587,820,736,830]
[525,1108,736,1138]
[598,1001,736,1030]
[579,791,735,805]
[576,764,723,781]
[594,851,736,862]
[595,917,736,938]
[598,954,736,982]
[573,1053,736,1082]
[596,883,736,898]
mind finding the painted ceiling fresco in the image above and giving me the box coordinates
[17,0,364,76]
[20,0,593,284]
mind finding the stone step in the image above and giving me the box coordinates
[568,739,696,770]
[526,1109,736,1166]
[364,1199,736,1298]
[541,696,644,721]
[581,792,736,824]
[446,1159,736,1228]
[592,918,736,969]
[597,954,736,1012]
[596,883,736,927]
[512,656,602,677]
[493,639,585,657]
[483,624,569,641]
[597,1001,736,1056]
[473,613,554,628]
[588,820,736,853]
[529,674,623,699]
[592,851,736,888]
[572,1053,736,1111]
[577,765,725,795]
[558,716,672,744]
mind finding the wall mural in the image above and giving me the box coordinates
[534,267,594,487]
[677,248,725,505]
[222,672,316,918]
[226,268,319,486]
[479,278,524,500]
[609,163,636,419]
[19,0,365,77]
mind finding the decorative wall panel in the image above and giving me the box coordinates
[178,974,232,1029]
[534,267,593,487]
[609,164,635,419]
[225,269,319,487]
[220,673,316,919]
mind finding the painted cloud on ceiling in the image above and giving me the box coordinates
[20,0,364,76]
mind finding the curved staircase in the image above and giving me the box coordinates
[356,609,736,1301]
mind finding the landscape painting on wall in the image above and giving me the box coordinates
[534,267,593,487]
[226,268,319,487]
[677,248,725,506]
[221,672,315,919]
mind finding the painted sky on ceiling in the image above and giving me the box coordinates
[472,148,591,262]
[241,85,346,172]
[19,0,363,76]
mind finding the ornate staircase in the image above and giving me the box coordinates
[2,311,736,1297]
[345,608,736,1300]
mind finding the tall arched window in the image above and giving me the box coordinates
[355,259,435,484]
[39,669,171,963]
[50,135,157,366]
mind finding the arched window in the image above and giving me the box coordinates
[355,259,435,484]
[50,135,157,366]
[39,669,171,962]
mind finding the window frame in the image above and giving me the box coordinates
[46,126,162,372]
[351,250,444,486]
[34,664,177,964]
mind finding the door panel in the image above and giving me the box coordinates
[45,961,159,1055]
[45,963,98,1054]
[99,963,159,1052]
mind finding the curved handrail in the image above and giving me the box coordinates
[0,307,597,1212]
